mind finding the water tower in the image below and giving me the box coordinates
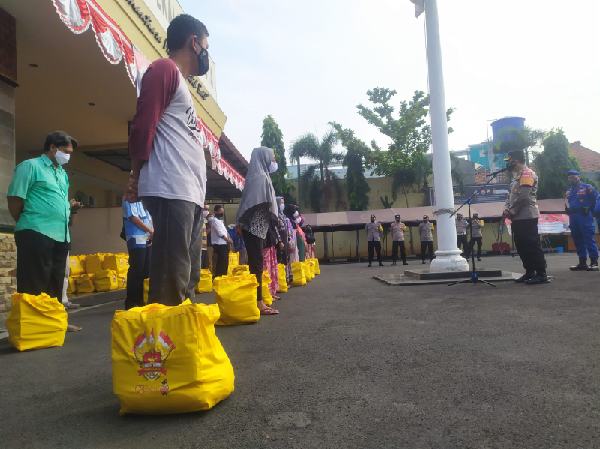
[490,116,525,171]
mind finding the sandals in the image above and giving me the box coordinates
[260,307,279,316]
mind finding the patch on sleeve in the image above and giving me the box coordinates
[520,168,535,187]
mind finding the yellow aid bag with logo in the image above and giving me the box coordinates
[6,293,68,351]
[277,264,288,293]
[262,271,273,306]
[111,300,235,415]
[213,274,259,325]
[94,269,119,292]
[291,261,306,286]
[103,254,129,276]
[228,252,240,271]
[195,269,213,293]
[67,276,78,295]
[309,258,320,275]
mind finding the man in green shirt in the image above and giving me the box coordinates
[7,131,81,304]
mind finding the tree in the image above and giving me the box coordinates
[535,129,579,199]
[330,122,370,211]
[357,89,451,207]
[493,126,545,165]
[260,115,293,202]
[290,130,344,212]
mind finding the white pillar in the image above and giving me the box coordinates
[424,0,468,272]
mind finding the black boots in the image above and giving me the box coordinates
[588,258,599,271]
[570,257,589,271]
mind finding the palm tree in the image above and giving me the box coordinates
[290,130,343,213]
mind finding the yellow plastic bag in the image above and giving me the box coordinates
[94,269,119,292]
[143,278,149,305]
[6,293,68,351]
[277,264,288,293]
[213,274,260,325]
[228,251,240,269]
[76,274,96,294]
[69,255,84,276]
[111,300,235,415]
[262,271,272,306]
[291,262,306,286]
[196,269,213,293]
[304,261,314,282]
[103,254,129,276]
[67,276,78,295]
[85,253,104,275]
[231,265,249,276]
[309,258,320,275]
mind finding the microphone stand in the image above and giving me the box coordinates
[447,170,504,287]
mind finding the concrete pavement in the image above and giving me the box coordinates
[1,254,599,449]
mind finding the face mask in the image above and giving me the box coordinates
[371,219,375,223]
[278,203,284,213]
[569,178,578,186]
[215,213,224,219]
[197,48,210,76]
[296,217,302,224]
[55,150,70,165]
[396,219,400,222]
[268,161,279,174]
[293,211,299,218]
[202,210,209,218]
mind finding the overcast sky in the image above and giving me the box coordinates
[182,0,600,161]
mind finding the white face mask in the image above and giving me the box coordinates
[202,210,209,219]
[293,211,299,218]
[295,217,302,224]
[55,150,71,166]
[278,203,284,213]
[268,161,278,173]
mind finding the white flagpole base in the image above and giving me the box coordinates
[429,250,469,272]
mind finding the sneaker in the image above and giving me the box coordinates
[525,273,550,285]
[403,262,409,266]
[421,260,426,264]
[477,258,482,262]
[515,272,534,283]
[64,301,80,310]
[368,263,372,267]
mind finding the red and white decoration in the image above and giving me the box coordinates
[50,0,245,191]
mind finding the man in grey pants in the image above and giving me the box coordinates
[127,15,211,305]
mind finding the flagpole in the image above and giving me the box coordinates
[422,0,469,272]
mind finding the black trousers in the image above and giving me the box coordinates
[512,218,546,275]
[392,241,407,264]
[368,241,382,264]
[143,197,203,305]
[421,241,434,261]
[125,243,151,310]
[212,244,229,277]
[201,250,208,269]
[469,237,482,259]
[15,229,69,301]
[242,230,264,302]
[457,234,468,252]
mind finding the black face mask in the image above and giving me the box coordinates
[198,48,210,76]
[215,213,224,219]
[371,219,375,223]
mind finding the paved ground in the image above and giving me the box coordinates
[1,254,600,449]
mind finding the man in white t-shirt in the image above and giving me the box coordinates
[127,14,211,305]
[208,204,232,277]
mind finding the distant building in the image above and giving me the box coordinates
[569,141,600,182]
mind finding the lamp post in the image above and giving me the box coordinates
[420,0,468,272]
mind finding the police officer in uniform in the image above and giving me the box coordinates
[503,150,548,284]
[365,214,384,267]
[391,214,408,266]
[565,169,599,271]
[468,213,484,261]
[455,213,468,255]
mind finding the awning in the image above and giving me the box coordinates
[50,0,245,191]
[303,199,566,231]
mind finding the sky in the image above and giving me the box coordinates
[181,0,600,161]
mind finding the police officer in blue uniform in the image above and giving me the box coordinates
[565,169,599,271]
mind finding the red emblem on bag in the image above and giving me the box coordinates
[133,330,176,381]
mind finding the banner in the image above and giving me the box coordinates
[505,214,570,235]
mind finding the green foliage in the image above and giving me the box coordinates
[357,89,448,205]
[380,195,394,209]
[330,123,370,211]
[290,130,344,212]
[535,129,579,199]
[261,115,294,202]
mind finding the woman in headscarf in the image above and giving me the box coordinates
[236,147,280,315]
[284,204,300,264]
